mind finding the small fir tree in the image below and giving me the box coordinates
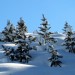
[63,22,75,53]
[2,20,16,42]
[48,45,63,67]
[63,22,72,34]
[16,18,27,40]
[38,14,56,44]
[14,41,32,63]
[2,40,32,63]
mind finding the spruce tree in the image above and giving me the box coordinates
[2,39,32,63]
[38,14,56,45]
[14,41,32,63]
[2,20,16,42]
[63,22,72,34]
[16,18,27,40]
[48,45,63,67]
[63,22,75,53]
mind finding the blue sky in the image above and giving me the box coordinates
[0,0,75,32]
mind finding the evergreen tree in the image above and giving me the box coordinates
[63,22,75,53]
[2,40,32,63]
[63,22,72,34]
[14,41,32,63]
[2,20,16,42]
[48,45,63,67]
[38,14,56,44]
[16,18,27,40]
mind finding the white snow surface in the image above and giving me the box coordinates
[0,33,75,75]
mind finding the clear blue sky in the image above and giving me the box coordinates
[0,0,75,32]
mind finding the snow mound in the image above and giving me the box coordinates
[0,63,35,69]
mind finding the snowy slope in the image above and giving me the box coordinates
[0,33,75,75]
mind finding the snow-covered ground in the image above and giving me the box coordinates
[0,33,75,75]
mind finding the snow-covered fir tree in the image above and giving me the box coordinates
[48,45,63,67]
[38,14,56,45]
[2,20,16,42]
[16,18,27,40]
[2,39,32,63]
[14,40,32,63]
[37,15,56,52]
[63,22,72,34]
[63,22,75,53]
[2,32,36,63]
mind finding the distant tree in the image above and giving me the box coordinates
[63,22,72,34]
[16,18,28,40]
[38,14,56,45]
[63,22,75,53]
[2,20,16,42]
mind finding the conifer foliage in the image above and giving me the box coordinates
[2,20,16,42]
[38,14,56,44]
[14,40,32,63]
[16,18,27,39]
[2,40,32,63]
[48,45,63,67]
[63,22,75,53]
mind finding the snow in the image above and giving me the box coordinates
[0,33,75,75]
[0,33,5,40]
[0,63,35,75]
[3,44,16,47]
